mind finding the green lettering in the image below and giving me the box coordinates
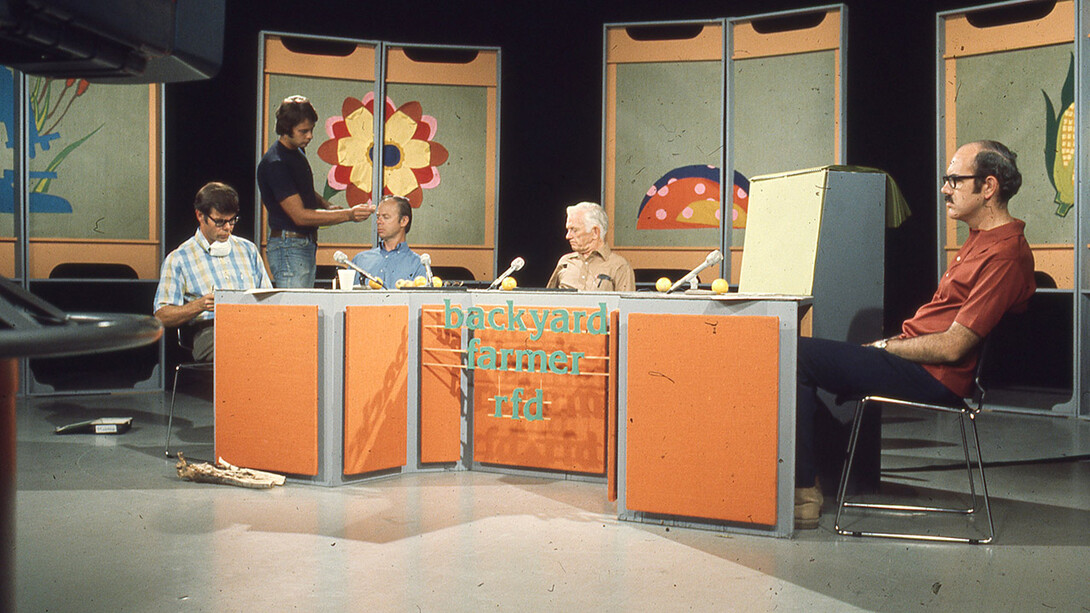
[515,349,547,373]
[529,308,548,341]
[467,337,479,370]
[465,307,485,330]
[498,347,515,371]
[548,350,568,374]
[510,388,525,419]
[522,388,544,421]
[443,299,462,329]
[587,303,609,334]
[570,351,584,375]
[475,343,496,370]
[488,307,505,331]
[549,309,570,333]
[572,310,587,334]
[493,393,508,418]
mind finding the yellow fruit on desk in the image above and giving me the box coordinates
[431,276,443,287]
[395,279,408,289]
[501,276,517,291]
[414,276,427,287]
[368,277,383,290]
[655,277,671,293]
[711,278,729,294]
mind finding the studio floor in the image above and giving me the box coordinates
[13,383,1090,612]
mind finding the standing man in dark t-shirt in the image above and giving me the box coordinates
[257,95,375,288]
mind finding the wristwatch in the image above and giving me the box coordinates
[874,338,888,350]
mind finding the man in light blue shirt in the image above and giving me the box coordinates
[351,195,425,288]
[154,182,272,361]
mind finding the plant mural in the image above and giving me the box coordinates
[1043,54,1074,218]
[0,69,102,214]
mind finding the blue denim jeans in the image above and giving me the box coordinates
[267,235,317,289]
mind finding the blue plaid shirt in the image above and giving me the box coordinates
[154,230,271,322]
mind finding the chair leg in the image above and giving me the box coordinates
[966,412,995,544]
[835,398,995,543]
[957,411,977,512]
[164,365,183,458]
[833,399,867,533]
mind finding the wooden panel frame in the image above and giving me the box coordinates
[12,83,162,280]
[940,0,1076,286]
[603,21,726,281]
[383,45,500,282]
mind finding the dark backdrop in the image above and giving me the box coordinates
[163,0,995,333]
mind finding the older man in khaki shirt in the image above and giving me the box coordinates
[546,202,635,292]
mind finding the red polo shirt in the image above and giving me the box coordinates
[900,219,1035,397]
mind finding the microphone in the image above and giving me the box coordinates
[419,253,433,284]
[333,250,383,288]
[668,250,723,293]
[489,256,525,289]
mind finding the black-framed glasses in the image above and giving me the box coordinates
[205,214,240,228]
[941,174,985,189]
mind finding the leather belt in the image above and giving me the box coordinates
[269,228,314,240]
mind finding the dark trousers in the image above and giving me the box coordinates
[796,337,962,488]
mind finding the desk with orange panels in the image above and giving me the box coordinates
[214,289,806,536]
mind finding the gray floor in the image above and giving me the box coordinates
[14,384,1090,612]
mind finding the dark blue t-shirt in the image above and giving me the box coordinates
[257,140,319,233]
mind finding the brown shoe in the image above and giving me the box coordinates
[794,480,824,530]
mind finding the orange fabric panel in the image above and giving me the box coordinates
[215,304,320,476]
[608,310,619,502]
[731,8,841,59]
[625,313,780,525]
[606,24,723,63]
[419,305,463,463]
[471,306,608,474]
[343,306,409,475]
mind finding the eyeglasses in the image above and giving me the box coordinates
[205,214,240,228]
[282,95,308,104]
[941,174,985,189]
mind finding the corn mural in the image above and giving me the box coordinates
[1043,54,1075,217]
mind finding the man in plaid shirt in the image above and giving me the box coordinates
[154,182,271,361]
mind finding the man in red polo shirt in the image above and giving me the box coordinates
[794,140,1036,529]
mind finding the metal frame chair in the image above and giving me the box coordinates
[833,338,996,544]
[164,327,213,458]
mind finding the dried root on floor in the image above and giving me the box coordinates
[175,453,286,489]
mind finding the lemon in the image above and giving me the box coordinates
[655,277,671,293]
[711,278,729,294]
[501,276,517,291]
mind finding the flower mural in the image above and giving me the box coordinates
[318,92,449,208]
